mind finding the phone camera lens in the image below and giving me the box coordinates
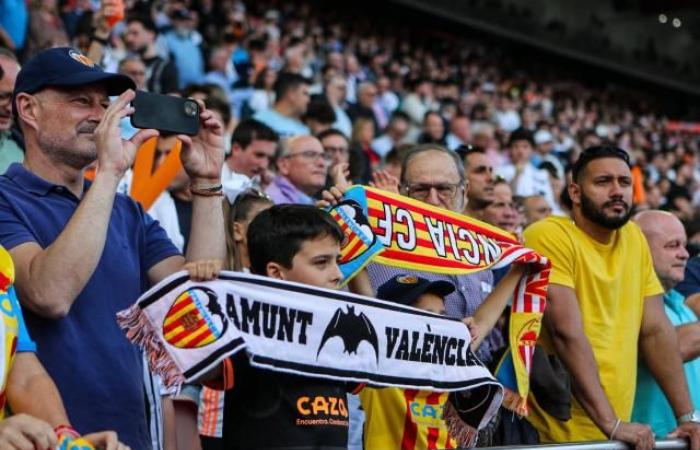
[184,101,198,117]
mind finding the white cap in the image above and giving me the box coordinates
[534,129,554,145]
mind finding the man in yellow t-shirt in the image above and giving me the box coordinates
[523,146,700,450]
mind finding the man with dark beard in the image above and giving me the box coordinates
[124,14,179,94]
[523,146,700,450]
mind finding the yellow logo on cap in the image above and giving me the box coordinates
[396,275,418,284]
[68,49,95,68]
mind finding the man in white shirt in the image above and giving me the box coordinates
[222,119,279,191]
[495,128,556,209]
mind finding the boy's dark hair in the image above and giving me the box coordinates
[274,72,311,102]
[303,94,336,125]
[231,119,279,149]
[571,145,631,183]
[507,128,535,148]
[247,205,344,275]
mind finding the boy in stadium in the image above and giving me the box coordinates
[360,274,461,450]
[218,204,363,450]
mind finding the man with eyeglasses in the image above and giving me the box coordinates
[0,49,22,174]
[266,135,330,205]
[366,144,515,366]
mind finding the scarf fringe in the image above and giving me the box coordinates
[116,304,185,389]
[444,400,479,448]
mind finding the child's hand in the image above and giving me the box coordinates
[184,260,223,281]
[462,317,480,349]
[317,185,346,208]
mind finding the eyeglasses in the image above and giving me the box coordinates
[403,182,464,201]
[284,150,332,163]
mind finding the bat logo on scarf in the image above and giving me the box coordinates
[162,287,228,349]
[330,200,377,264]
[317,305,379,361]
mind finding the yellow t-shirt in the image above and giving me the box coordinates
[360,387,456,450]
[523,216,663,443]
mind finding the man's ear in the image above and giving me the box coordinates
[15,93,40,133]
[233,222,245,243]
[266,262,286,280]
[277,156,290,177]
[568,182,581,206]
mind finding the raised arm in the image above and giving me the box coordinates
[11,90,158,318]
[148,100,226,283]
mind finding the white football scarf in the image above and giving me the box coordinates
[118,271,503,429]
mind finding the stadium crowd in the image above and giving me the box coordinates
[1,0,700,450]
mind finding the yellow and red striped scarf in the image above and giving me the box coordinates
[328,186,551,415]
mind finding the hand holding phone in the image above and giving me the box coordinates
[130,90,201,136]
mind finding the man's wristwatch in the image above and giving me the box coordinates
[677,410,700,424]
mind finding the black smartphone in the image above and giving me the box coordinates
[130,90,200,136]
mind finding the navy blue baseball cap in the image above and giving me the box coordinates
[376,274,455,306]
[13,47,135,100]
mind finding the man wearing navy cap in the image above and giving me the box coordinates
[0,47,226,449]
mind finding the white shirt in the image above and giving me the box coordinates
[496,162,557,211]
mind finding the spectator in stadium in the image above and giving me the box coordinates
[222,118,278,188]
[324,73,352,137]
[2,47,226,449]
[349,117,378,184]
[382,143,412,182]
[124,14,179,94]
[302,94,336,135]
[0,245,129,450]
[521,194,553,227]
[219,204,363,449]
[117,56,147,91]
[203,46,236,102]
[266,135,329,205]
[524,146,700,448]
[247,67,276,115]
[366,144,518,366]
[459,146,496,218]
[401,78,438,127]
[480,179,518,234]
[533,129,565,181]
[371,111,410,159]
[24,0,69,59]
[0,49,22,174]
[446,115,471,150]
[418,111,447,146]
[496,128,556,210]
[346,81,381,132]
[254,72,311,138]
[632,210,700,438]
[164,8,205,89]
[318,128,351,187]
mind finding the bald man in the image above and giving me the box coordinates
[632,211,700,437]
[266,135,329,205]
